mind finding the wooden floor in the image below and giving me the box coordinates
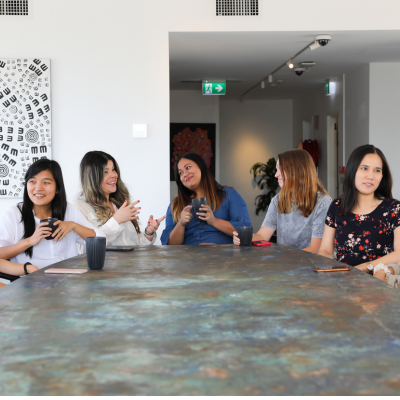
[1,244,400,395]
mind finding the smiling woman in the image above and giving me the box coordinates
[73,151,165,249]
[0,159,105,278]
[318,144,400,284]
[161,152,251,245]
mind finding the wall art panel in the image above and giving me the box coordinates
[0,58,51,198]
[170,123,216,181]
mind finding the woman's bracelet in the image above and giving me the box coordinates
[144,227,155,237]
[373,263,392,281]
[24,262,32,275]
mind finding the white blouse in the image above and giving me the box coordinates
[0,203,106,269]
[72,198,155,250]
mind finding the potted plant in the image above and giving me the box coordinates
[250,157,279,215]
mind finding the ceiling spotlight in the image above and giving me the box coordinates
[268,75,273,83]
[287,60,294,69]
[294,67,305,76]
[309,41,320,51]
[316,34,331,47]
[261,80,265,89]
[300,61,317,67]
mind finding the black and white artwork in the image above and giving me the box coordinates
[0,58,51,198]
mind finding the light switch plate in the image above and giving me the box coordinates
[133,124,147,138]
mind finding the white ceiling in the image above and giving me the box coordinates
[169,30,400,99]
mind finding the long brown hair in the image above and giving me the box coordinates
[79,151,140,233]
[171,153,226,223]
[278,149,328,217]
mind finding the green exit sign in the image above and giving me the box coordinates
[325,82,330,95]
[202,81,226,95]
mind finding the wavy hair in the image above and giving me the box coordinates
[79,151,140,233]
[19,159,67,257]
[171,152,226,223]
[278,149,328,217]
[340,144,392,216]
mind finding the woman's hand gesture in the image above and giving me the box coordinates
[197,204,217,226]
[28,221,52,246]
[232,231,241,245]
[146,215,167,235]
[179,205,193,227]
[114,200,141,225]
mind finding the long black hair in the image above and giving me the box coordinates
[171,152,226,222]
[19,159,67,257]
[340,144,392,216]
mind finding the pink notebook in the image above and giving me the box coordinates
[45,268,88,274]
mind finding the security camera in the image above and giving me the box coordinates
[316,34,331,46]
[294,67,305,76]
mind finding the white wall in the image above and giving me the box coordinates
[370,63,400,199]
[345,64,370,160]
[1,0,399,238]
[219,99,292,228]
[169,90,219,201]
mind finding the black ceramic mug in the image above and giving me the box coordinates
[86,237,107,270]
[40,218,58,240]
[236,226,253,246]
[192,197,207,220]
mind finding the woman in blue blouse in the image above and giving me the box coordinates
[161,153,251,245]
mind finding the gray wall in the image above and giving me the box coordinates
[219,99,292,229]
[370,63,400,199]
[345,64,370,160]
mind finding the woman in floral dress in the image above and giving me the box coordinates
[319,144,400,285]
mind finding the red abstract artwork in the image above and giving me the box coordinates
[170,123,216,180]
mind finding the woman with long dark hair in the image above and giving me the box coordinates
[73,151,165,248]
[0,159,104,276]
[234,149,331,252]
[319,144,400,283]
[161,152,251,245]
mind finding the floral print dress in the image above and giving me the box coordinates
[325,199,400,266]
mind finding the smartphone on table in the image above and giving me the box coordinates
[313,266,350,272]
[106,246,134,252]
[252,240,271,247]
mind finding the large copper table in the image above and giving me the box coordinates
[1,244,399,395]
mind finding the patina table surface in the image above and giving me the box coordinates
[1,244,400,395]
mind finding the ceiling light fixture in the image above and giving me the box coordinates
[261,80,265,89]
[309,41,320,51]
[240,34,332,100]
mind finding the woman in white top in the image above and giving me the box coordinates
[0,159,105,277]
[73,151,165,249]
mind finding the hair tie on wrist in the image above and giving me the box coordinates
[144,227,155,237]
[24,262,32,275]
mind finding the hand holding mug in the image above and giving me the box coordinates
[179,205,193,227]
[232,231,241,246]
[28,221,52,246]
[146,214,167,235]
[114,200,141,224]
[53,221,76,242]
[197,204,216,226]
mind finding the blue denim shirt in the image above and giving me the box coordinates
[161,187,251,245]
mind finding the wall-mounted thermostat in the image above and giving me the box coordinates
[133,124,147,138]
